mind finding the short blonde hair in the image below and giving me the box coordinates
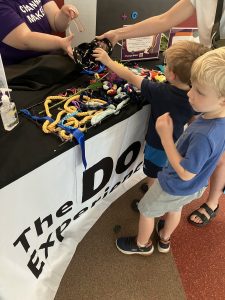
[165,41,209,84]
[191,47,225,97]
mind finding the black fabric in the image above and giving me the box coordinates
[214,0,224,24]
[0,58,147,189]
[73,38,113,71]
[211,0,225,49]
[5,54,80,91]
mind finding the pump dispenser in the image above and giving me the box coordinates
[0,89,19,131]
[0,54,19,131]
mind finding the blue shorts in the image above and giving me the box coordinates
[143,144,167,178]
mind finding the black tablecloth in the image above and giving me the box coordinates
[0,54,155,189]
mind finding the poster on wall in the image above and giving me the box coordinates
[121,26,161,61]
[168,27,199,47]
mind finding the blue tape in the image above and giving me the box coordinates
[21,109,87,169]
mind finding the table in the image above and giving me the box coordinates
[0,55,150,300]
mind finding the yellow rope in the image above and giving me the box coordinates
[42,94,106,139]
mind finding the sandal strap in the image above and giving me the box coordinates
[160,237,170,243]
[200,203,217,217]
[191,209,209,223]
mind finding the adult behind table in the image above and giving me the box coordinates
[97,0,225,227]
[0,0,79,65]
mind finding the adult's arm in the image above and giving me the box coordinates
[43,1,79,32]
[2,23,73,54]
[97,0,195,45]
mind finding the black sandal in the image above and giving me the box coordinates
[188,203,219,227]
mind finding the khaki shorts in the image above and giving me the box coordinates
[138,179,206,218]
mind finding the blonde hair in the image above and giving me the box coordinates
[165,41,209,84]
[191,47,225,97]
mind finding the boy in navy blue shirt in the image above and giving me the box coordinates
[93,40,208,210]
[104,47,225,255]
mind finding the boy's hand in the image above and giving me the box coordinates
[60,4,79,20]
[156,112,173,139]
[93,47,111,66]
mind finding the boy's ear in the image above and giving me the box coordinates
[168,68,176,80]
[170,70,176,81]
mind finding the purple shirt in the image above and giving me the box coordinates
[0,0,52,65]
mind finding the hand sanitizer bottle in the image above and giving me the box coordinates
[0,91,19,131]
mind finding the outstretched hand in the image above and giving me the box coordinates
[60,34,74,59]
[156,112,174,139]
[96,30,119,47]
[92,47,111,66]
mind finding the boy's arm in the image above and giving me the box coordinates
[156,113,196,181]
[93,48,143,90]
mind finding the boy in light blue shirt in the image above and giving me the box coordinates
[114,47,225,255]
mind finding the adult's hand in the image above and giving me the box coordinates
[45,3,80,32]
[96,0,195,46]
[96,30,119,47]
[59,34,74,59]
[60,4,79,20]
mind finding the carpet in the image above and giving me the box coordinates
[55,180,186,300]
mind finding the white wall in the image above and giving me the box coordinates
[66,0,97,46]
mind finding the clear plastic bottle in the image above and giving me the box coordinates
[0,93,19,131]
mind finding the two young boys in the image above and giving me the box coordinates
[94,41,208,212]
[93,43,225,254]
